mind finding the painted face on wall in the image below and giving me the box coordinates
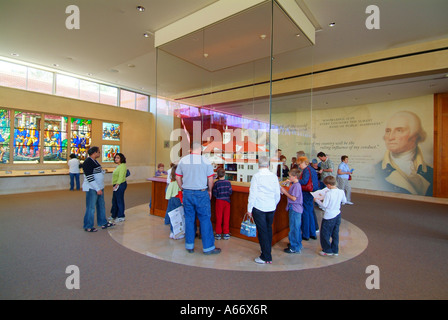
[383,113,419,154]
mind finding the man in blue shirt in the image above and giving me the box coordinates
[336,155,354,204]
[176,142,221,255]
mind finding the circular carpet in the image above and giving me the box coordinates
[108,204,368,272]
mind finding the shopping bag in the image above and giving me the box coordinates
[167,205,185,237]
[240,213,257,237]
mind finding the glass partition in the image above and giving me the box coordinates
[155,0,313,182]
[271,1,314,180]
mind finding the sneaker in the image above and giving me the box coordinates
[204,248,221,255]
[284,248,301,254]
[215,234,222,240]
[115,217,125,222]
[223,233,230,240]
[319,251,333,256]
[254,257,272,264]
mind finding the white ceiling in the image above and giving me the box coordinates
[1,0,448,114]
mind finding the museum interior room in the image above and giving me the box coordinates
[0,0,447,301]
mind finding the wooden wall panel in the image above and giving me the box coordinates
[434,93,448,198]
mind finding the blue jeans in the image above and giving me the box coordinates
[69,173,80,190]
[111,182,127,219]
[320,214,341,254]
[302,192,316,239]
[252,207,275,262]
[83,189,107,229]
[182,189,215,253]
[288,206,302,252]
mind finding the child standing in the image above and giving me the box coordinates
[155,163,168,176]
[212,168,232,240]
[165,165,184,239]
[317,175,347,256]
[280,168,303,254]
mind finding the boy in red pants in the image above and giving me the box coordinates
[213,168,233,240]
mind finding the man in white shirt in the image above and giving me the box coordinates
[247,156,281,264]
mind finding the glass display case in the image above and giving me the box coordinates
[154,0,314,180]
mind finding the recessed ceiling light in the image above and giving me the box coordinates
[136,6,145,12]
[53,63,59,67]
[259,34,267,40]
[203,53,209,58]
[10,53,19,57]
[295,34,301,37]
[329,22,336,27]
[143,33,150,38]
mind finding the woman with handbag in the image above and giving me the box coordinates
[246,156,281,264]
[110,153,128,222]
[297,156,319,240]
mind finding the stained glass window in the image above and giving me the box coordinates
[102,144,120,162]
[0,109,11,163]
[43,115,68,163]
[13,111,41,163]
[70,118,91,160]
[102,122,120,141]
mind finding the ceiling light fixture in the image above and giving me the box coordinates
[143,31,154,38]
[260,34,267,40]
[136,6,145,12]
[329,22,336,27]
[203,53,209,58]
[10,53,19,57]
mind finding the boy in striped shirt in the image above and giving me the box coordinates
[212,168,233,240]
